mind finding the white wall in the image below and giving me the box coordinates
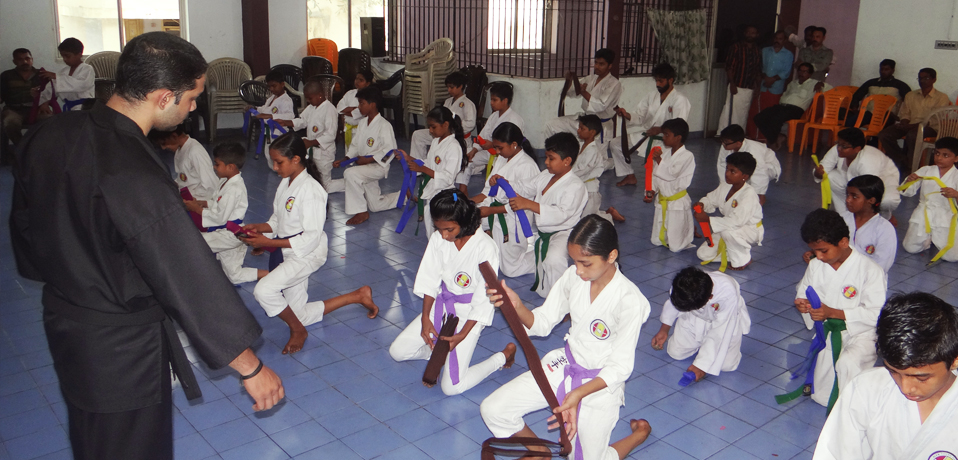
[853,0,958,100]
[0,0,58,70]
[269,0,307,67]
[798,0,861,87]
[189,0,244,61]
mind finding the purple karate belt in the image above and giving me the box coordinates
[555,341,601,460]
[432,281,472,385]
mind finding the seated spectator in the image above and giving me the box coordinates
[0,48,42,164]
[753,62,831,149]
[845,59,912,127]
[877,67,952,172]
[796,27,833,87]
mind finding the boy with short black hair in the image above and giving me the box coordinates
[509,132,588,297]
[38,37,95,113]
[814,292,958,459]
[694,151,764,270]
[251,69,296,164]
[275,80,340,193]
[410,71,477,161]
[651,266,751,385]
[900,136,958,262]
[717,124,781,205]
[457,81,524,192]
[572,114,623,223]
[184,142,267,284]
[793,208,887,409]
[544,48,623,152]
[814,127,900,217]
[649,118,695,251]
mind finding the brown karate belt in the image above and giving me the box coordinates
[478,262,572,458]
[422,314,459,386]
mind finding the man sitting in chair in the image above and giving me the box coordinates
[753,62,830,150]
[0,48,43,165]
[845,59,912,128]
[877,67,952,173]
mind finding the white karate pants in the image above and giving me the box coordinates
[697,225,764,268]
[203,230,259,284]
[651,203,694,252]
[811,331,877,407]
[667,317,744,376]
[311,146,344,193]
[902,221,958,261]
[253,248,328,326]
[489,210,535,278]
[344,163,399,215]
[525,230,571,298]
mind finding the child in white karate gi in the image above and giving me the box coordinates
[814,128,901,218]
[794,209,887,409]
[651,267,751,384]
[251,70,296,164]
[648,118,695,252]
[275,80,341,193]
[481,215,653,460]
[239,133,380,354]
[158,125,219,230]
[900,137,958,262]
[717,124,781,205]
[510,132,588,298]
[183,143,266,284]
[389,189,517,395]
[336,69,373,151]
[695,151,764,270]
[38,38,94,112]
[612,63,691,187]
[410,72,476,161]
[573,115,624,223]
[472,122,540,278]
[814,292,958,460]
[544,48,623,155]
[457,82,525,192]
[334,86,399,226]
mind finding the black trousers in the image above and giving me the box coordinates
[66,394,173,460]
[753,104,805,143]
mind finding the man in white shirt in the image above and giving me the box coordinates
[753,62,831,149]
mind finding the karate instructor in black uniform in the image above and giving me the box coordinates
[10,32,284,459]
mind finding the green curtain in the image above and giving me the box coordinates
[646,8,710,84]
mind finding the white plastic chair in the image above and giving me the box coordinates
[85,52,121,79]
[402,38,457,137]
[913,106,958,172]
[206,58,252,141]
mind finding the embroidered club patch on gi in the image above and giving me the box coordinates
[312,126,319,133]
[459,101,465,108]
[179,173,187,182]
[367,137,375,147]
[455,272,471,288]
[731,199,738,208]
[711,303,720,311]
[285,197,295,212]
[590,319,610,340]
[928,452,957,460]
[271,107,278,114]
[865,245,876,254]
[842,285,858,299]
[435,156,442,165]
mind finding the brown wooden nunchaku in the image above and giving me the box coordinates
[478,262,572,458]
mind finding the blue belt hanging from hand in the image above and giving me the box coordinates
[268,232,303,271]
[256,120,288,156]
[395,150,427,234]
[206,219,243,232]
[242,108,258,135]
[488,179,534,239]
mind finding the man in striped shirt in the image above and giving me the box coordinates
[718,25,763,134]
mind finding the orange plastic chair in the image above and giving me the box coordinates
[799,91,847,155]
[307,38,339,73]
[829,85,858,124]
[853,94,897,148]
[787,93,823,154]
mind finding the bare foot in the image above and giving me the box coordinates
[358,285,379,319]
[502,343,517,368]
[607,206,626,222]
[629,419,652,441]
[346,212,370,225]
[729,259,752,271]
[256,269,269,280]
[283,327,308,354]
[611,419,652,458]
[252,248,265,256]
[423,380,435,388]
[616,175,637,187]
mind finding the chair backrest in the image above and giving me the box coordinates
[374,68,405,91]
[94,78,115,104]
[817,92,846,124]
[238,80,271,106]
[856,94,898,131]
[338,48,371,91]
[307,38,339,72]
[270,64,303,90]
[461,65,487,110]
[928,106,958,140]
[207,58,253,93]
[307,74,346,102]
[85,51,121,79]
[302,56,334,80]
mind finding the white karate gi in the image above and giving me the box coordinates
[816,145,901,217]
[813,367,958,460]
[253,172,330,326]
[521,171,588,298]
[481,266,650,460]
[544,74,623,155]
[173,137,219,201]
[841,211,898,273]
[389,231,506,395]
[901,165,958,262]
[201,173,258,284]
[39,62,94,110]
[457,107,525,185]
[610,89,691,177]
[337,88,363,154]
[573,140,609,221]
[716,139,781,195]
[410,95,477,160]
[257,92,296,168]
[696,182,764,268]
[661,271,751,376]
[292,100,341,193]
[479,153,540,277]
[342,114,399,215]
[652,145,695,251]
[421,135,466,237]
[796,248,887,407]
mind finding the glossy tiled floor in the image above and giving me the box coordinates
[2,131,956,460]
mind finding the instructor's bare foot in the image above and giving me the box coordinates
[346,212,370,225]
[616,175,637,187]
[502,343,517,368]
[607,206,626,222]
[358,285,379,318]
[283,327,308,354]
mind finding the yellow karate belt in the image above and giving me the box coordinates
[700,221,762,272]
[485,153,498,179]
[657,189,688,247]
[344,123,357,150]
[898,176,958,263]
[812,155,832,210]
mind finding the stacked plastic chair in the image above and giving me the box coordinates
[402,38,457,137]
[206,58,252,142]
[85,52,121,79]
[307,38,339,73]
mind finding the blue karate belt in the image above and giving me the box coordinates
[488,179,534,239]
[206,219,243,232]
[775,286,847,414]
[62,98,92,111]
[244,109,288,156]
[395,150,427,234]
[338,150,393,168]
[598,115,614,143]
[432,281,472,385]
[554,341,601,460]
[268,232,303,271]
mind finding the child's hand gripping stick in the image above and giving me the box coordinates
[693,204,714,247]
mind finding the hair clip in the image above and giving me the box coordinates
[453,193,458,202]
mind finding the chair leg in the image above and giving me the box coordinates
[210,112,218,143]
[799,126,809,156]
[403,110,410,139]
[788,123,797,153]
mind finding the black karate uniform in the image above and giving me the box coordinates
[10,104,263,459]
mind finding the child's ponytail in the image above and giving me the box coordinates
[427,106,468,172]
[270,131,324,187]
